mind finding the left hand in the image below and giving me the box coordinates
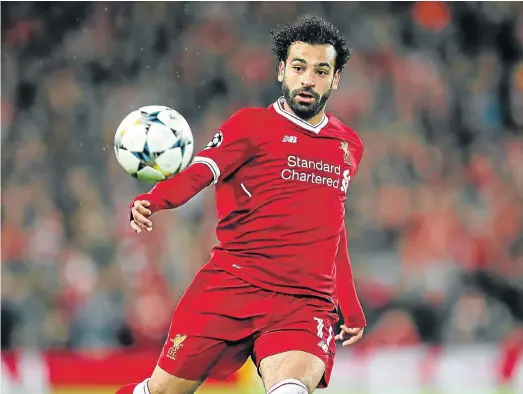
[335,325,364,347]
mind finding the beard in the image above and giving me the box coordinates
[282,80,331,121]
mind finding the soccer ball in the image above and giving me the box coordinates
[114,105,194,182]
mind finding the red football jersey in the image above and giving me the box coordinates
[190,97,364,305]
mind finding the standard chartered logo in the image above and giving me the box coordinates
[281,155,351,193]
[340,170,351,193]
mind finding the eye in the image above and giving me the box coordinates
[293,65,303,72]
[318,70,329,76]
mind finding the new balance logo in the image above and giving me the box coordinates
[282,135,297,143]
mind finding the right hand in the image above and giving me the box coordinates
[130,200,153,233]
[335,325,364,347]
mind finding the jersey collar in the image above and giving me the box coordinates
[272,97,328,134]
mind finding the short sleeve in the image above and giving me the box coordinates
[191,109,257,184]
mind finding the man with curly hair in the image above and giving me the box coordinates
[119,15,366,394]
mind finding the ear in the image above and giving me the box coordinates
[331,70,341,90]
[277,61,285,83]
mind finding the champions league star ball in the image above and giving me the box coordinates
[114,105,194,182]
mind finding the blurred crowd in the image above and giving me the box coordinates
[2,2,523,351]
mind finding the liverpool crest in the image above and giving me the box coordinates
[340,141,351,165]
[166,334,187,360]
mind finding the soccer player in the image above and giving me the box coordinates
[119,15,365,394]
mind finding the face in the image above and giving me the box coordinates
[278,42,340,121]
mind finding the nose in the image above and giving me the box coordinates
[301,69,315,87]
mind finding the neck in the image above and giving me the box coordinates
[282,100,325,126]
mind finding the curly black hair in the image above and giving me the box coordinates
[270,15,352,73]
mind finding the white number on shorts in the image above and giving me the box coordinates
[314,317,333,351]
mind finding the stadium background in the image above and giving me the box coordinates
[1,1,523,393]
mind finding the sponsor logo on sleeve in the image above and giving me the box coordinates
[204,131,223,150]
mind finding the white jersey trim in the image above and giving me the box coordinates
[273,96,328,134]
[191,156,220,184]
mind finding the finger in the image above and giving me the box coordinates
[132,208,153,227]
[133,218,149,231]
[335,332,344,341]
[130,221,142,234]
[134,203,152,217]
[140,200,151,207]
[130,211,149,230]
[131,208,149,225]
[136,204,152,216]
[341,326,362,335]
[132,220,152,233]
[342,334,363,347]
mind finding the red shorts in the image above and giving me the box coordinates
[157,262,339,388]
